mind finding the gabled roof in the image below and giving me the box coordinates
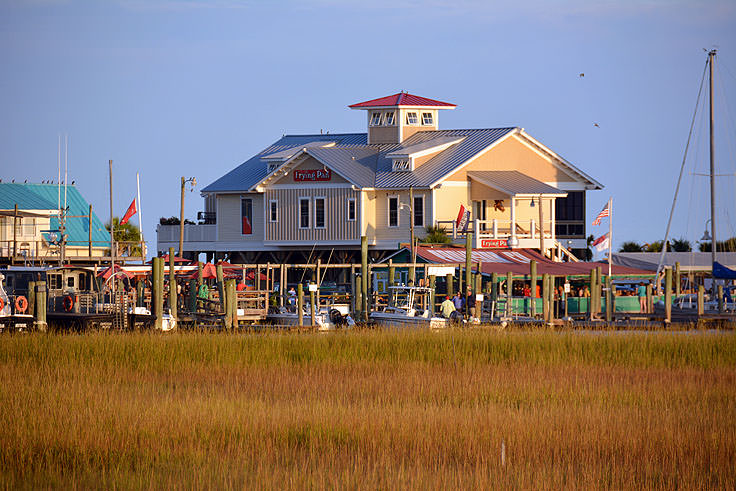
[201,133,366,193]
[204,127,601,193]
[0,183,110,246]
[349,92,456,109]
[468,171,567,196]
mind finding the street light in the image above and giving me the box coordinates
[179,176,197,257]
[701,218,712,242]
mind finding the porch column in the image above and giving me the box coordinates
[509,196,517,247]
[550,196,556,242]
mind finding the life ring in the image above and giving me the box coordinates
[0,297,4,311]
[15,296,28,313]
[63,295,74,312]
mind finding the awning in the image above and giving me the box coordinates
[468,171,567,197]
[415,246,652,277]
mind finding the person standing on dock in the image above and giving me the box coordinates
[638,283,647,313]
[441,295,456,319]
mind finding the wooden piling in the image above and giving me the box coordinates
[530,260,537,317]
[646,283,652,314]
[153,257,163,330]
[316,259,321,307]
[168,247,177,321]
[197,261,203,291]
[491,272,498,302]
[588,269,596,319]
[297,283,304,328]
[216,263,225,313]
[27,281,35,318]
[309,288,316,327]
[675,262,681,298]
[34,281,47,331]
[506,271,513,317]
[697,285,705,316]
[542,273,550,323]
[605,275,612,323]
[230,280,238,329]
[429,275,436,314]
[388,259,395,304]
[355,275,362,320]
[361,236,368,319]
[188,279,197,312]
[136,279,144,308]
[223,279,233,330]
[717,284,724,313]
[465,232,472,295]
[446,273,454,297]
[664,267,672,324]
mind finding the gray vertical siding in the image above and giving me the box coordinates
[265,187,360,243]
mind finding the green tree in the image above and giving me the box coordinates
[619,241,644,252]
[671,238,692,252]
[644,240,664,252]
[106,218,143,256]
[420,225,451,244]
[699,237,736,252]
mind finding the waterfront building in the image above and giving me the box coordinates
[0,182,129,266]
[157,92,602,263]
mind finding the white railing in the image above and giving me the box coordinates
[157,224,216,243]
[435,219,554,241]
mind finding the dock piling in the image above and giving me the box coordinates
[297,283,304,328]
[664,266,672,324]
[169,247,177,321]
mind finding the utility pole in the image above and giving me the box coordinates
[179,176,197,258]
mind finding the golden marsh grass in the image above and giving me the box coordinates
[0,329,734,488]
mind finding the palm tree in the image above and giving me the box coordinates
[420,225,451,244]
[106,218,143,256]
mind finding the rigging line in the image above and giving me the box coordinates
[319,248,334,286]
[299,241,317,284]
[656,56,710,278]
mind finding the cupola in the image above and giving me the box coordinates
[349,92,456,144]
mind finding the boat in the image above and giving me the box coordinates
[0,271,34,331]
[267,302,354,330]
[370,286,451,329]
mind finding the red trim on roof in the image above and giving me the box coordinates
[349,92,456,108]
[414,246,651,276]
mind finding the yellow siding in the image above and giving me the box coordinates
[217,194,263,242]
[265,187,360,243]
[447,134,574,182]
[367,189,432,242]
[433,184,470,222]
[369,126,399,144]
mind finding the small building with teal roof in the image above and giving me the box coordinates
[0,182,111,265]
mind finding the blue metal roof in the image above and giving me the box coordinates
[201,133,367,193]
[0,183,110,246]
[202,127,562,192]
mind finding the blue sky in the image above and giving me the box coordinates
[1,0,735,258]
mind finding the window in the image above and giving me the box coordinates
[314,197,326,229]
[421,112,434,125]
[269,200,278,223]
[384,112,395,126]
[299,197,311,229]
[67,276,75,288]
[267,162,280,173]
[370,112,382,126]
[241,198,253,235]
[554,191,585,238]
[392,159,411,172]
[347,198,356,221]
[406,112,418,125]
[413,195,424,227]
[48,274,62,290]
[78,273,88,291]
[388,196,399,227]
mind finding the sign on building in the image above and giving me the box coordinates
[294,169,331,182]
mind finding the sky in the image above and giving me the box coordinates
[1,0,735,259]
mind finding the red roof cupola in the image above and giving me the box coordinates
[350,91,456,144]
[349,92,456,109]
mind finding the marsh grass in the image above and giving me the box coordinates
[1,330,734,489]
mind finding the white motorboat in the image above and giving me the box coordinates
[267,303,354,330]
[370,286,451,329]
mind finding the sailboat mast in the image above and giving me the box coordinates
[708,49,717,270]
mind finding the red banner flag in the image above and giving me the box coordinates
[120,199,137,225]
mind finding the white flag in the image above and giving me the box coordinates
[593,233,609,252]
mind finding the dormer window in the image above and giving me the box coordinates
[406,112,418,125]
[267,161,280,173]
[384,112,395,126]
[370,112,382,126]
[421,112,434,125]
[392,159,412,172]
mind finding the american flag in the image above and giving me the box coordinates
[592,203,609,226]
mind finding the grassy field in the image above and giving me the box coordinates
[0,329,734,489]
